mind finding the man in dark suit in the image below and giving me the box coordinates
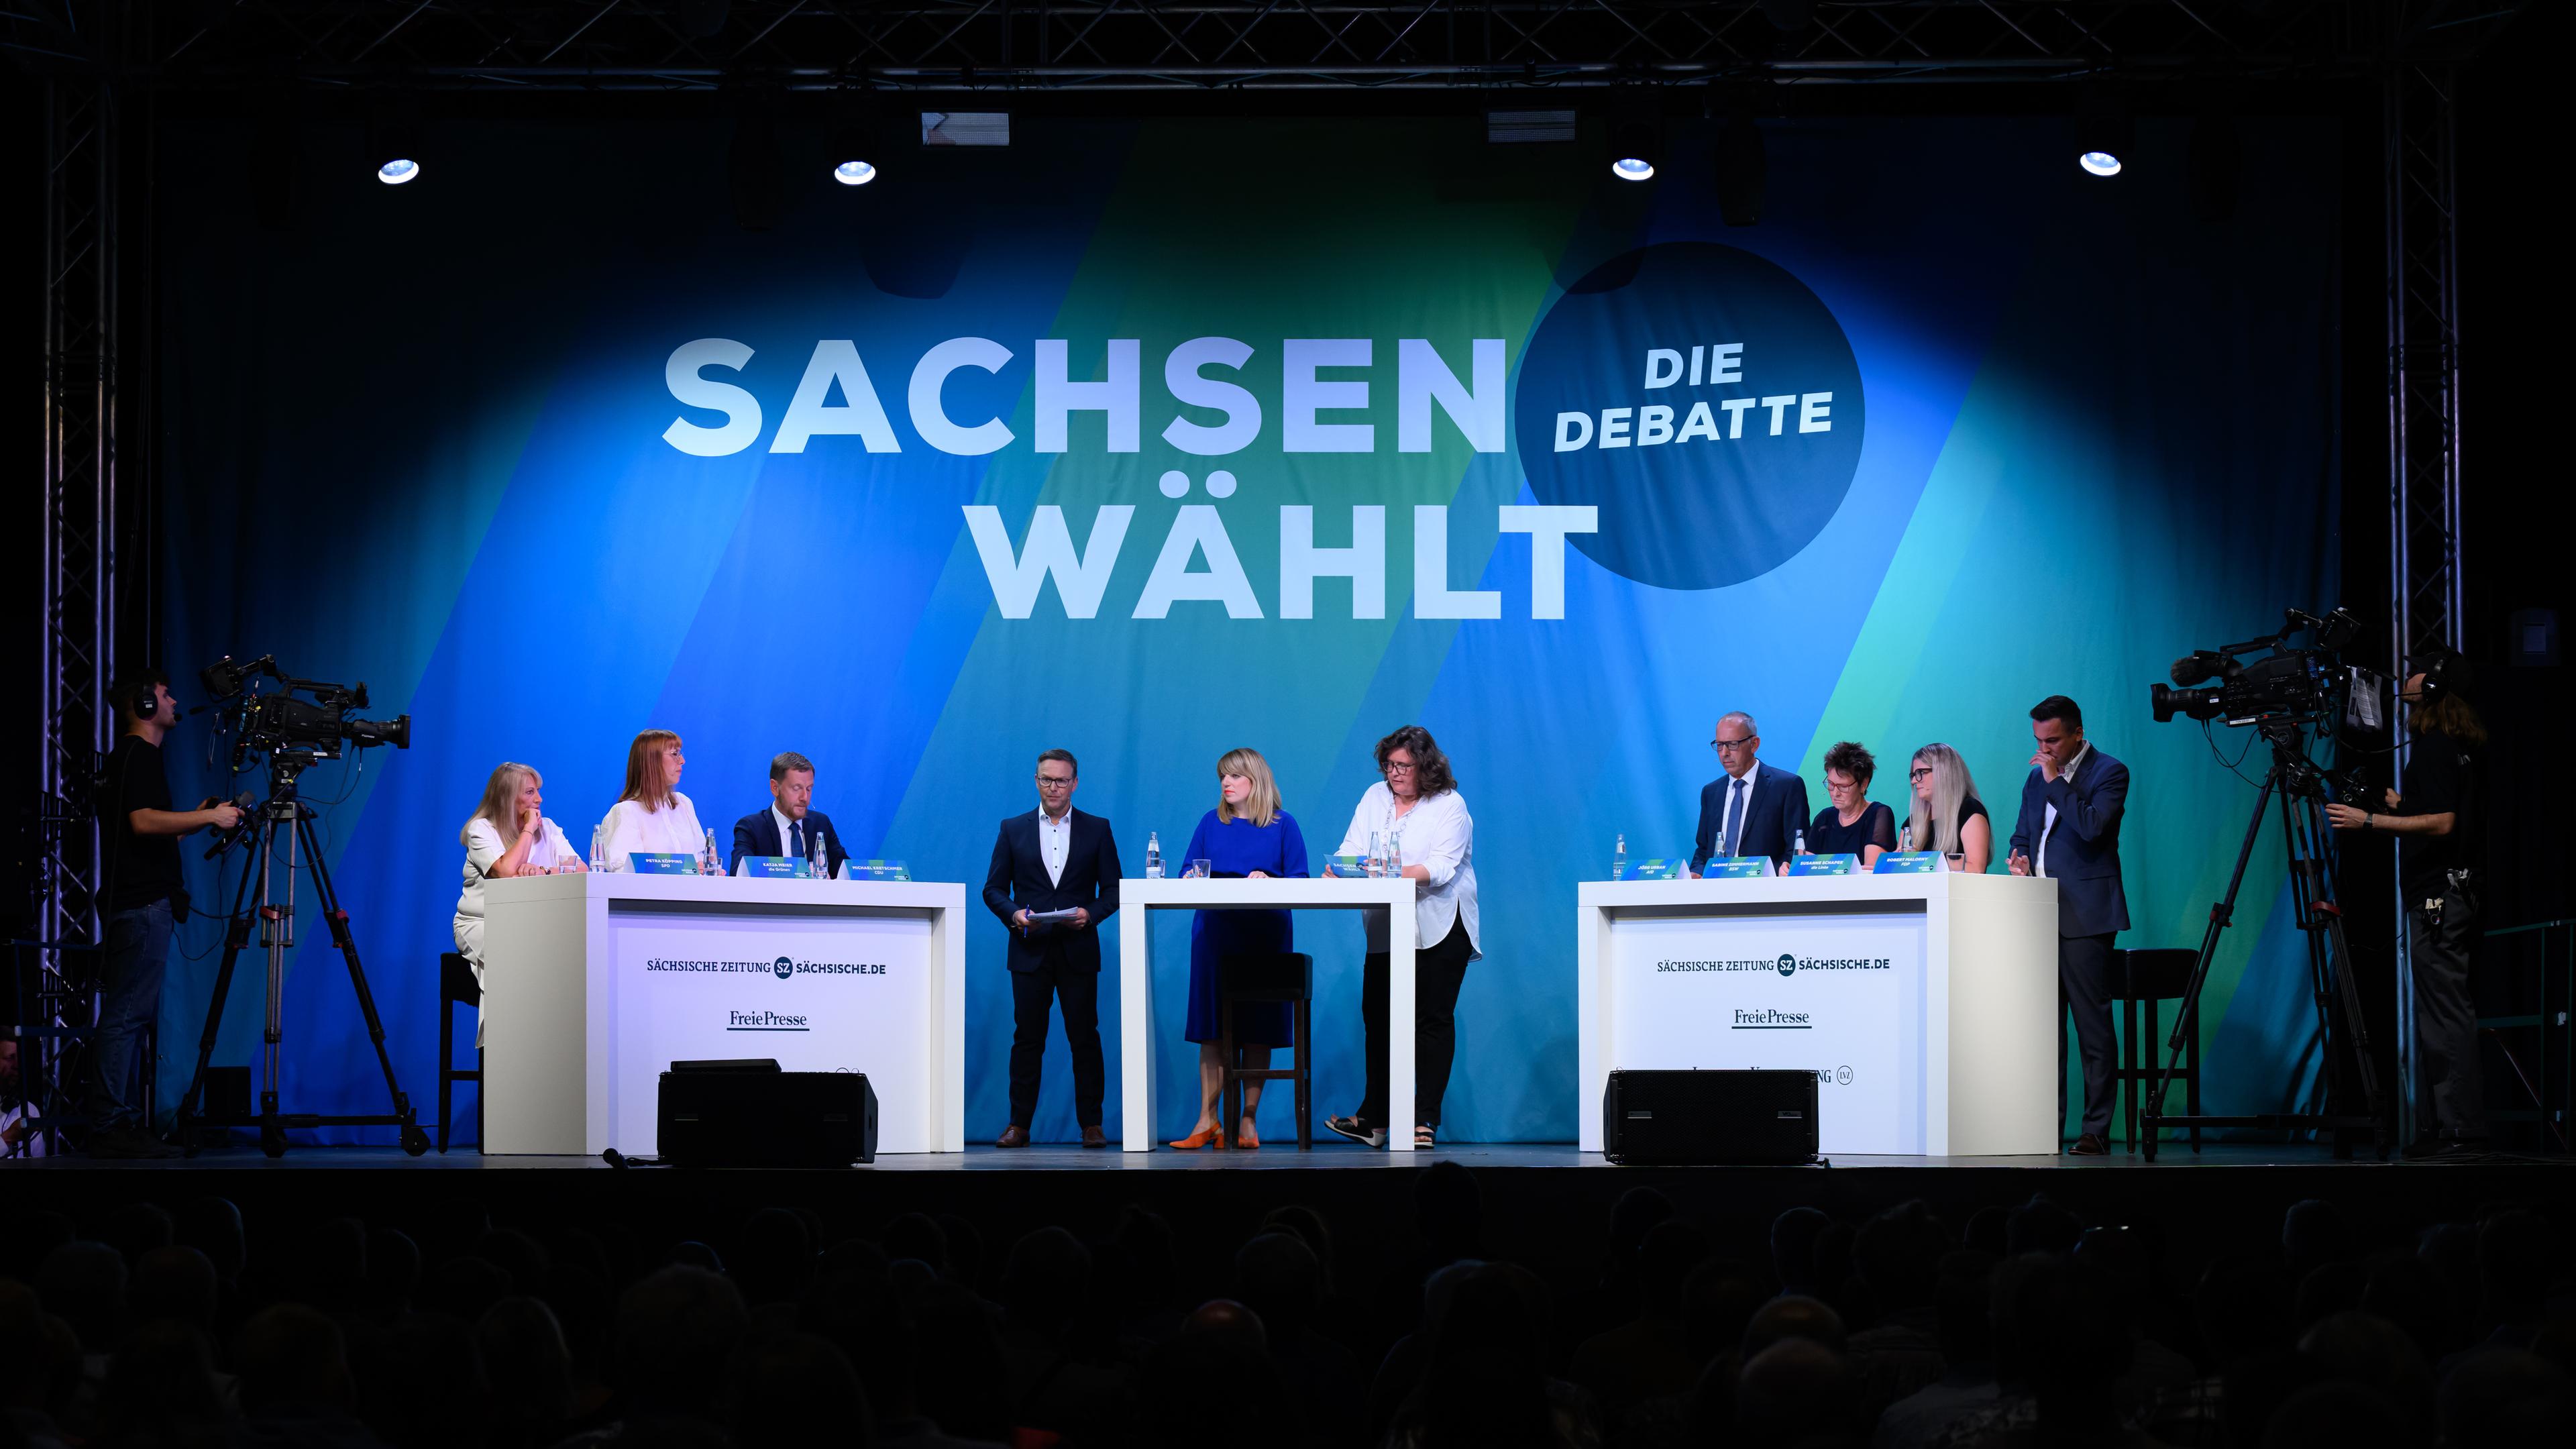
[732,751,849,878]
[1690,711,1813,875]
[981,748,1122,1148]
[2007,695,2131,1157]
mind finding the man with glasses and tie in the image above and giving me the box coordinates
[732,751,848,878]
[1690,711,1812,877]
[981,748,1123,1148]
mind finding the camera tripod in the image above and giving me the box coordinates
[173,751,429,1158]
[2141,718,2392,1160]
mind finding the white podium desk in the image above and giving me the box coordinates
[1577,873,2057,1157]
[480,873,967,1156]
[1119,876,1415,1152]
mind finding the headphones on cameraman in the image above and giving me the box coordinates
[110,674,161,721]
[2413,647,2469,704]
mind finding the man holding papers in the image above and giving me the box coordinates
[981,748,1123,1148]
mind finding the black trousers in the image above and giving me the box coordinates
[1008,963,1104,1129]
[2058,931,2117,1140]
[1358,924,1474,1129]
[2410,880,2487,1140]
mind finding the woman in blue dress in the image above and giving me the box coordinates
[1171,747,1309,1150]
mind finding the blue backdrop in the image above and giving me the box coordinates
[150,113,2343,1144]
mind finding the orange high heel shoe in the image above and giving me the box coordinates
[1236,1118,1260,1150]
[1169,1122,1226,1150]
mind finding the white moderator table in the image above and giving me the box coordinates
[1576,872,2059,1156]
[1118,875,1417,1152]
[479,873,967,1156]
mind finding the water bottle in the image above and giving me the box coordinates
[1145,832,1163,879]
[809,826,828,882]
[1613,833,1627,881]
[590,824,606,873]
[701,828,720,876]
[1793,829,1807,857]
[1899,822,1915,853]
[1368,830,1389,877]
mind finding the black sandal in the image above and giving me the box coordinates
[1414,1123,1437,1148]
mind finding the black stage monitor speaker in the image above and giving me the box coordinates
[1603,1069,1819,1165]
[658,1061,877,1167]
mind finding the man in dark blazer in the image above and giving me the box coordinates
[1690,710,1813,875]
[2008,695,2131,1157]
[732,751,849,878]
[981,747,1122,1148]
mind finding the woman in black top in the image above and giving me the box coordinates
[1808,740,1898,869]
[1906,742,1992,872]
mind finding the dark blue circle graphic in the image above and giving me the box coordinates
[1517,243,1865,590]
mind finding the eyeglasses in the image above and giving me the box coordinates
[1908,766,1934,780]
[1710,736,1754,754]
[1383,761,1417,775]
[1035,776,1074,788]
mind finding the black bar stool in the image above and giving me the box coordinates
[1218,952,1313,1149]
[437,951,482,1153]
[2115,947,2203,1153]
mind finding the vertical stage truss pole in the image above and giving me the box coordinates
[34,1,120,1155]
[2384,49,2465,1146]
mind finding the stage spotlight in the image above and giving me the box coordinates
[830,125,878,186]
[1715,113,1766,226]
[368,99,425,187]
[1607,99,1663,182]
[2076,87,2132,178]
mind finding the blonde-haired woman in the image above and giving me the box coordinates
[454,763,583,1043]
[1907,742,1992,873]
[1171,748,1309,1150]
[596,729,710,871]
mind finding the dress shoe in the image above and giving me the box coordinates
[1081,1124,1108,1149]
[1236,1118,1260,1150]
[1169,1123,1226,1150]
[995,1124,1030,1148]
[2069,1132,2109,1157]
[1325,1115,1387,1148]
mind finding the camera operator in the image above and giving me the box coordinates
[88,669,242,1159]
[2324,651,2486,1157]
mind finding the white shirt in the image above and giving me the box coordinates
[1037,808,1073,887]
[1335,783,1479,958]
[771,806,814,864]
[454,814,577,951]
[597,793,708,871]
[1716,770,1754,856]
[2037,743,2092,879]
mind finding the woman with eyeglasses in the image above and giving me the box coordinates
[1906,743,1992,873]
[1808,741,1898,869]
[1325,724,1480,1151]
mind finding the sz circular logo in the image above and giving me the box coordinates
[1836,1066,1854,1085]
[772,956,794,981]
[1776,953,1799,977]
[1517,242,1866,590]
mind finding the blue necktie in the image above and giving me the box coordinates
[789,819,805,860]
[1723,777,1748,857]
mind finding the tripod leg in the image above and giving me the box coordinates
[2145,773,2277,1163]
[299,815,430,1156]
[174,841,264,1153]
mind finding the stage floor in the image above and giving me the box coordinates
[12,1141,2557,1173]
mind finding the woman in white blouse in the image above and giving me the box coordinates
[596,729,709,871]
[454,762,584,1042]
[1324,724,1479,1150]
